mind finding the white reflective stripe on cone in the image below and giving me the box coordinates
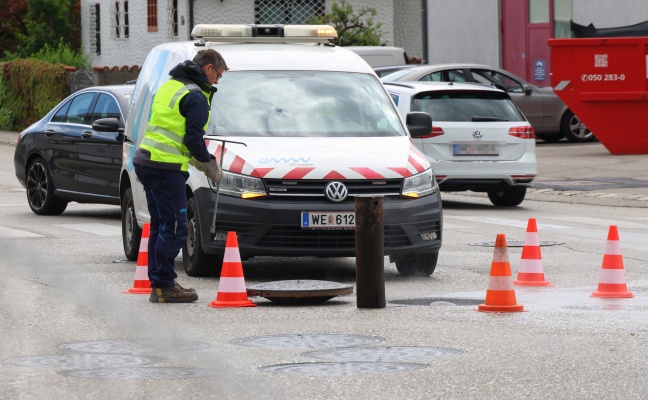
[218,277,247,293]
[605,241,622,255]
[599,269,627,284]
[524,232,539,246]
[139,237,149,251]
[519,259,543,273]
[134,266,149,280]
[487,276,515,291]
[223,247,241,263]
[492,247,509,262]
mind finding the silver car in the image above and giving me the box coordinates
[379,63,594,143]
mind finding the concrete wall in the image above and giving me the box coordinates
[573,0,648,28]
[394,0,423,60]
[426,0,500,66]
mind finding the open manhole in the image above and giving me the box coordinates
[469,240,564,247]
[390,298,484,307]
[2,354,158,369]
[303,346,464,362]
[260,362,428,376]
[246,280,353,305]
[59,367,217,380]
[230,334,384,350]
[57,339,210,354]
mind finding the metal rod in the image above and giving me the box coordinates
[355,196,386,308]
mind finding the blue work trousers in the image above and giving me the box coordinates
[134,164,189,289]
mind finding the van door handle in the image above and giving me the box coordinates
[82,131,93,138]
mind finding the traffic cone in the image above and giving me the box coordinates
[591,225,634,298]
[514,218,551,287]
[477,234,525,312]
[209,232,256,308]
[122,223,152,294]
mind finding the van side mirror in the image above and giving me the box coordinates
[406,112,433,138]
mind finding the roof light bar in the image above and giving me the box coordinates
[191,24,337,43]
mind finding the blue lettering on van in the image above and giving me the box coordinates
[259,157,311,164]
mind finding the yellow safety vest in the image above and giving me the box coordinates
[140,79,210,171]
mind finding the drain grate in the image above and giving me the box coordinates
[469,240,564,247]
[260,361,428,376]
[59,367,217,380]
[2,354,158,369]
[390,298,484,307]
[230,334,384,350]
[303,346,464,362]
[57,339,210,354]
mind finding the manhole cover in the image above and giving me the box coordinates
[303,346,464,362]
[260,362,427,376]
[230,334,384,350]
[2,354,158,369]
[57,339,210,354]
[469,240,564,247]
[246,280,353,305]
[390,298,484,307]
[59,367,217,380]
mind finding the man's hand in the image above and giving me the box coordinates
[202,158,223,183]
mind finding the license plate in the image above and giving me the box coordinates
[452,142,499,156]
[301,211,355,229]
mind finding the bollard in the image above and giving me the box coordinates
[355,196,386,308]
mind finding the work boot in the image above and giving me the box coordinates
[174,282,197,294]
[149,285,198,303]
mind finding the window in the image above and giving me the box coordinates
[471,69,524,93]
[167,0,178,38]
[529,0,549,24]
[553,0,572,38]
[112,1,120,38]
[51,102,72,123]
[62,93,96,125]
[412,91,525,123]
[90,3,101,55]
[255,0,325,25]
[147,0,158,32]
[124,1,129,38]
[90,94,121,124]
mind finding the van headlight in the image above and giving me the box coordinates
[208,171,267,199]
[402,169,437,198]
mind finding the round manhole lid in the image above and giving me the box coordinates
[469,240,564,247]
[57,339,210,354]
[2,354,158,369]
[303,346,464,362]
[246,280,353,305]
[260,362,427,376]
[59,367,217,380]
[230,334,384,350]
[390,298,484,307]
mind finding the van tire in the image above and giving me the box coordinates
[183,196,222,277]
[121,187,142,261]
[395,252,438,277]
[487,187,526,207]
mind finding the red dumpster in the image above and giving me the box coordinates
[548,37,648,154]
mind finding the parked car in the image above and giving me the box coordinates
[385,81,536,206]
[380,63,594,143]
[14,84,133,215]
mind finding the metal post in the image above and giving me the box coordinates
[355,196,386,308]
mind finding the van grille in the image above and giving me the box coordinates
[263,179,403,202]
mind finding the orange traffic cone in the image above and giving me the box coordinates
[591,225,633,298]
[514,218,551,287]
[122,223,152,294]
[209,232,256,308]
[477,234,525,312]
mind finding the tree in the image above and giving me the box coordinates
[308,0,385,47]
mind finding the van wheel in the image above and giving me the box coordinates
[395,253,438,277]
[487,187,526,207]
[121,187,141,261]
[26,157,68,215]
[183,196,222,277]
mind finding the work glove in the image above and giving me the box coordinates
[202,157,223,183]
[189,157,204,171]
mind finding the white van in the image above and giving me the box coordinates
[100,24,442,277]
[345,46,408,68]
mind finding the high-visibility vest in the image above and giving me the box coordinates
[140,79,210,171]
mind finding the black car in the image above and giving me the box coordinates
[14,84,133,215]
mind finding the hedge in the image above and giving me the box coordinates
[0,59,70,131]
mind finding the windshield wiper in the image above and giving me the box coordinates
[471,116,509,122]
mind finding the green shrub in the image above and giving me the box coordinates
[0,59,69,130]
[29,40,89,70]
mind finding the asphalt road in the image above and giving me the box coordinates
[2,133,648,399]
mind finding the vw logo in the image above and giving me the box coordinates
[473,130,483,139]
[325,181,348,202]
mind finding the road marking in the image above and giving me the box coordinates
[553,217,648,230]
[445,216,571,230]
[53,223,121,237]
[0,226,45,238]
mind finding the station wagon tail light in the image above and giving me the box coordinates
[508,126,536,139]
[191,24,337,43]
[419,126,444,138]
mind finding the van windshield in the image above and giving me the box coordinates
[207,71,406,137]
